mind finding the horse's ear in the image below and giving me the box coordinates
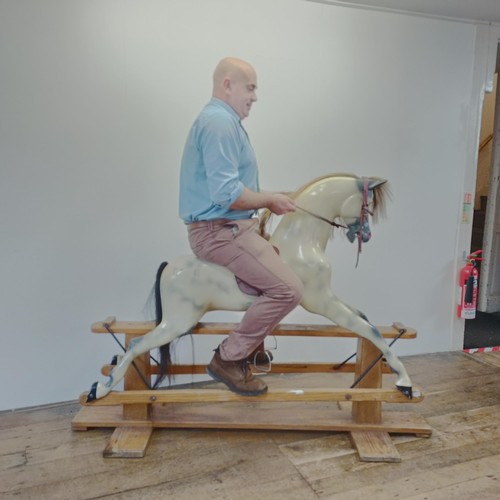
[367,178,387,190]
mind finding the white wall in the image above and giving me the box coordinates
[0,0,484,410]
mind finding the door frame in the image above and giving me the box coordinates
[452,24,500,350]
[479,52,500,312]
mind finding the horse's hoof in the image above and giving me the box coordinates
[86,381,111,401]
[396,385,413,399]
[86,382,98,403]
[110,355,123,366]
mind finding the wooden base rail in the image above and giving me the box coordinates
[72,318,432,462]
[79,387,424,405]
[91,316,417,339]
[101,361,395,376]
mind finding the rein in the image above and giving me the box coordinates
[294,206,347,229]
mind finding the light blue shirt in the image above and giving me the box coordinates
[179,98,259,223]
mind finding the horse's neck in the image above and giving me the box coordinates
[270,213,332,254]
[270,177,354,254]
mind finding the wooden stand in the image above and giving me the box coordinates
[72,318,432,461]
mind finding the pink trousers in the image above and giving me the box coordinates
[188,218,303,361]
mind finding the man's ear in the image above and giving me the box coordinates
[223,77,231,94]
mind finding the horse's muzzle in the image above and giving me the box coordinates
[346,221,371,244]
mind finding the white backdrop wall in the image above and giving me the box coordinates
[0,0,483,410]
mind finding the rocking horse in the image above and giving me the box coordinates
[87,173,414,401]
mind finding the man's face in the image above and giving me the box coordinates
[226,69,258,120]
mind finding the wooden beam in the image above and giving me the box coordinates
[352,338,382,424]
[350,431,401,462]
[103,426,153,458]
[72,404,433,436]
[80,386,424,406]
[123,334,151,421]
[100,361,394,376]
[91,320,416,339]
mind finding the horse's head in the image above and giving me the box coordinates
[258,174,389,249]
[340,178,388,245]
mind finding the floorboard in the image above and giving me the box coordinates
[2,351,500,499]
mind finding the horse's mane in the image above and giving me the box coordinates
[258,173,390,237]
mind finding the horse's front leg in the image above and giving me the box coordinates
[301,288,413,398]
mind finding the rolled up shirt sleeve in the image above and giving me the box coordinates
[199,114,244,208]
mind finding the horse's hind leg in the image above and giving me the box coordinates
[302,291,413,398]
[87,320,190,401]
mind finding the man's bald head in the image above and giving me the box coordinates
[212,57,258,119]
[213,58,256,91]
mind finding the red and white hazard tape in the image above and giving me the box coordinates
[464,345,500,354]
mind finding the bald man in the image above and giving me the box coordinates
[179,57,303,396]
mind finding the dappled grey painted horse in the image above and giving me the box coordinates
[88,173,413,400]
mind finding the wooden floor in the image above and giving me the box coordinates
[2,351,500,499]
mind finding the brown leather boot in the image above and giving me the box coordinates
[207,351,268,396]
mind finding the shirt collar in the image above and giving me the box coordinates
[210,97,241,122]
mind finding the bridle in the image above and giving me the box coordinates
[295,177,373,266]
[357,177,374,252]
[355,178,374,266]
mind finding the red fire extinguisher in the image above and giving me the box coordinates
[457,250,483,319]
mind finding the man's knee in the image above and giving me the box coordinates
[285,277,304,307]
[293,280,304,305]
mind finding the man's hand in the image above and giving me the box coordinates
[267,193,296,215]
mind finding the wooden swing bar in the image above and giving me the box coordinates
[73,317,432,462]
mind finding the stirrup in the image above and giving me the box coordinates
[251,350,273,372]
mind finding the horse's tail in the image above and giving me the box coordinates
[153,261,171,389]
[154,261,168,324]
